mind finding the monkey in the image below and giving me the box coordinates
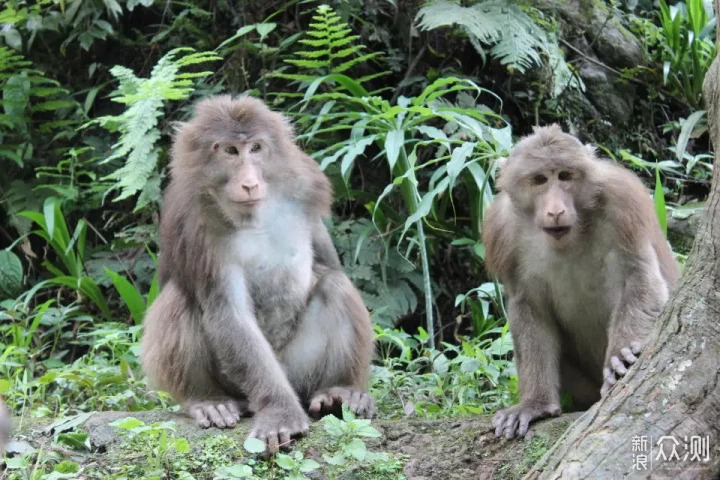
[482,125,679,439]
[0,399,8,454]
[140,95,375,452]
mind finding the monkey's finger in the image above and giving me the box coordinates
[610,356,627,376]
[205,404,227,428]
[216,403,237,427]
[189,406,211,429]
[619,347,638,365]
[630,341,642,355]
[225,400,241,420]
[347,390,362,414]
[493,412,506,436]
[309,393,332,414]
[267,431,280,453]
[503,413,519,439]
[361,394,376,418]
[600,381,610,397]
[517,412,532,438]
[278,427,291,447]
[602,367,617,385]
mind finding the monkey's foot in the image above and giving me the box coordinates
[601,341,642,396]
[493,401,561,439]
[249,405,309,453]
[308,387,375,419]
[185,399,245,429]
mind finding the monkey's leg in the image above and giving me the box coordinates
[280,270,375,418]
[493,296,562,439]
[142,282,248,429]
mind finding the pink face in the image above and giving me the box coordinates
[530,169,579,248]
[209,139,270,223]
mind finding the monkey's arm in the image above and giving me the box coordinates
[494,294,562,438]
[200,283,309,447]
[312,219,341,270]
[601,245,669,395]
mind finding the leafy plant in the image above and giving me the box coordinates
[271,4,388,98]
[373,324,515,417]
[296,75,509,347]
[415,0,583,96]
[19,197,112,320]
[332,218,423,327]
[88,47,221,209]
[110,417,191,477]
[321,405,391,476]
[658,0,716,107]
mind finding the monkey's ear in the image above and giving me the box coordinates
[280,114,296,139]
[584,143,598,157]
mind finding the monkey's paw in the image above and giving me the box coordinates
[249,406,309,453]
[601,341,642,397]
[493,401,561,439]
[309,387,375,419]
[185,399,244,429]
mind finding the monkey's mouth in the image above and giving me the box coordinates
[543,226,571,239]
[238,200,261,209]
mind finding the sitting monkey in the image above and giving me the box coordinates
[483,125,679,438]
[141,96,375,452]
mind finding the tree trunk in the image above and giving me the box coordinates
[526,5,720,479]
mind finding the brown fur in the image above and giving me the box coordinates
[0,400,8,453]
[141,96,374,452]
[483,124,679,439]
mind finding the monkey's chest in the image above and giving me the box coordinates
[536,250,623,367]
[229,204,315,350]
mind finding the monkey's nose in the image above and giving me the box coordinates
[242,183,259,194]
[547,209,565,222]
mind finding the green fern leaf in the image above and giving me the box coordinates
[90,48,219,206]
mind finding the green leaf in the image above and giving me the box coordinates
[104,268,146,324]
[110,417,145,430]
[675,110,706,162]
[344,438,367,460]
[654,167,667,237]
[56,432,90,451]
[299,458,320,473]
[275,453,296,470]
[384,129,405,172]
[243,436,267,453]
[0,249,23,298]
[174,437,190,453]
[0,379,11,394]
[256,22,276,40]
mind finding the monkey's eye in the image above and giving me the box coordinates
[225,145,239,155]
[558,171,572,181]
[250,143,262,153]
[532,174,548,185]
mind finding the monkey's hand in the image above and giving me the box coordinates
[493,401,561,439]
[309,387,375,419]
[249,404,309,453]
[185,399,245,429]
[601,341,642,397]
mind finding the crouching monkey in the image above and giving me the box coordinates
[141,95,375,452]
[483,125,679,439]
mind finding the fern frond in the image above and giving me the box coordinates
[278,4,387,89]
[416,0,582,86]
[91,48,219,207]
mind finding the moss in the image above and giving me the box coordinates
[494,436,551,480]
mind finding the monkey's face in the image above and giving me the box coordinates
[208,139,270,223]
[527,169,580,248]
